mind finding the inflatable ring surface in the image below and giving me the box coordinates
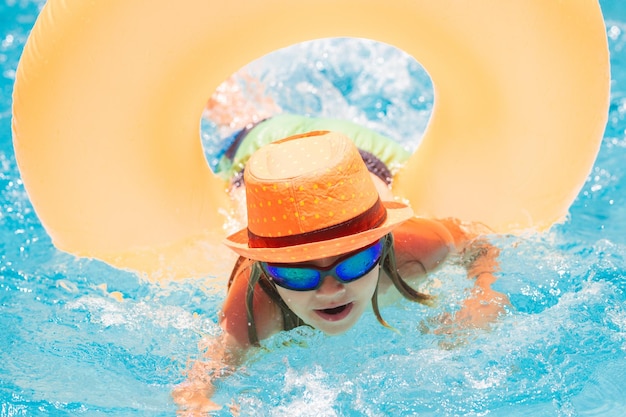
[12,0,609,278]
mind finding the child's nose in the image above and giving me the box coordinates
[316,274,345,296]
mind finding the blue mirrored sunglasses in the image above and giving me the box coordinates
[260,239,384,291]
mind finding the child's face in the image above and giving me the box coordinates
[274,255,380,335]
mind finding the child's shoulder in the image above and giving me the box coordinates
[392,217,458,277]
[221,258,283,346]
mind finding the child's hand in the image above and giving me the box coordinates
[172,381,221,415]
[452,273,510,330]
[423,272,510,349]
[173,332,246,415]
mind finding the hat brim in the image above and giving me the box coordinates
[224,201,414,263]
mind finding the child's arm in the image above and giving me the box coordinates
[428,218,508,328]
[172,332,244,414]
[173,258,283,413]
[452,226,510,330]
[391,217,509,329]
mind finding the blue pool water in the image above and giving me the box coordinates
[2,1,626,416]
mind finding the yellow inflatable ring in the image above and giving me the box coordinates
[12,0,609,278]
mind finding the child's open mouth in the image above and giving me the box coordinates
[315,302,353,322]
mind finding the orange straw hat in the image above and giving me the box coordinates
[224,131,414,262]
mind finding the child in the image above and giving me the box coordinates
[173,130,508,414]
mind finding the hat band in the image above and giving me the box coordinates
[247,198,388,249]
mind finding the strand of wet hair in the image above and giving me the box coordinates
[381,233,433,305]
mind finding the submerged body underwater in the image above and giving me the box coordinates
[2,1,626,416]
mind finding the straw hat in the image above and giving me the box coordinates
[224,131,414,262]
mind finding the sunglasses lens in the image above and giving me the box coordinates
[336,240,383,281]
[263,239,385,290]
[263,265,320,291]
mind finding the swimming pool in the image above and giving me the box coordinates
[2,1,625,416]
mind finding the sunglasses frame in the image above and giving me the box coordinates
[260,238,384,291]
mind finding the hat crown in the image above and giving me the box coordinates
[244,132,380,240]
